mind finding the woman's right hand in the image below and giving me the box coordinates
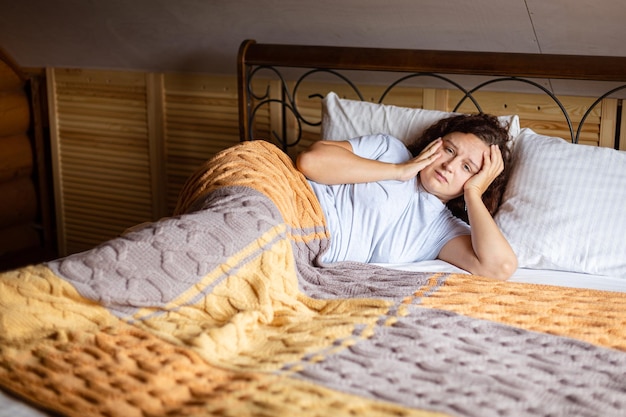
[395,138,442,181]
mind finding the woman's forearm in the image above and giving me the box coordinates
[465,189,518,279]
[296,140,401,185]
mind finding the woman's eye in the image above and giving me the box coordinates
[445,147,454,154]
[464,164,472,172]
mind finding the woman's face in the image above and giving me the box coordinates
[419,132,490,203]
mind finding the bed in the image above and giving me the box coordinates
[1,40,626,417]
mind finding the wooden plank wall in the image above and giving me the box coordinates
[0,58,41,263]
[46,69,624,256]
[47,69,155,255]
[162,73,242,212]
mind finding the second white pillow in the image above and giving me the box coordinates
[320,91,520,143]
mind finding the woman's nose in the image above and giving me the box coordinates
[442,157,456,172]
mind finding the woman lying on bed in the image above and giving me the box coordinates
[296,113,518,281]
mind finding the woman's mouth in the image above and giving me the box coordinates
[435,170,448,183]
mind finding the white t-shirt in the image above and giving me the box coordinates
[307,134,470,263]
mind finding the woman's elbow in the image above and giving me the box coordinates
[485,256,518,281]
[295,149,317,178]
[296,141,341,179]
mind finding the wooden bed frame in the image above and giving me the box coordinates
[237,39,626,152]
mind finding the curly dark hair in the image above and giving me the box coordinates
[406,113,513,223]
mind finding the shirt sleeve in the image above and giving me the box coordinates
[348,134,411,163]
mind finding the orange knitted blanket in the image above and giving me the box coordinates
[1,141,626,417]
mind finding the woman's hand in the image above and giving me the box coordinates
[395,138,442,182]
[439,143,517,281]
[463,144,504,196]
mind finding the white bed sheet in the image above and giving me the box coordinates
[377,260,626,293]
[0,390,48,417]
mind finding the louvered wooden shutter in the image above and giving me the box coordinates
[48,70,247,255]
[162,74,241,212]
[48,68,157,255]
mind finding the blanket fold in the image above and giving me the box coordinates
[1,140,626,417]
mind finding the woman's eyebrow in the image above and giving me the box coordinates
[445,138,481,171]
[467,158,480,171]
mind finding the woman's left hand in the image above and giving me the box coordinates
[440,143,517,281]
[464,144,504,196]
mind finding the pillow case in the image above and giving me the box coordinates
[494,128,626,278]
[320,91,520,143]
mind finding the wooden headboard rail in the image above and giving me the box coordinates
[237,39,626,149]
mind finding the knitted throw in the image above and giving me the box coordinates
[1,140,626,417]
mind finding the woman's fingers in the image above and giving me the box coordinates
[396,139,442,181]
[488,145,504,175]
[465,145,504,194]
[416,138,442,162]
[423,137,442,154]
[416,140,442,166]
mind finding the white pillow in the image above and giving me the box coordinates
[321,91,520,143]
[495,128,626,278]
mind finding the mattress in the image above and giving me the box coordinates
[378,260,626,293]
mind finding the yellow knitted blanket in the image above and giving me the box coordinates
[1,141,626,417]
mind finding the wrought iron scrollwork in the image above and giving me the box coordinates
[246,66,366,150]
[453,77,626,144]
[245,64,626,149]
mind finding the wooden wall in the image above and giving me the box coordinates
[47,70,246,255]
[0,53,53,270]
[45,68,625,257]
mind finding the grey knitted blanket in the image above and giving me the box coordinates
[1,141,625,417]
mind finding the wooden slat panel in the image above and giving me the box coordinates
[599,99,618,149]
[50,68,154,255]
[447,89,603,145]
[146,73,167,219]
[163,74,241,213]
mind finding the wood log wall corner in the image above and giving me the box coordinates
[0,49,55,270]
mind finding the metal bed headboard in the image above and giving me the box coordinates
[237,39,626,151]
